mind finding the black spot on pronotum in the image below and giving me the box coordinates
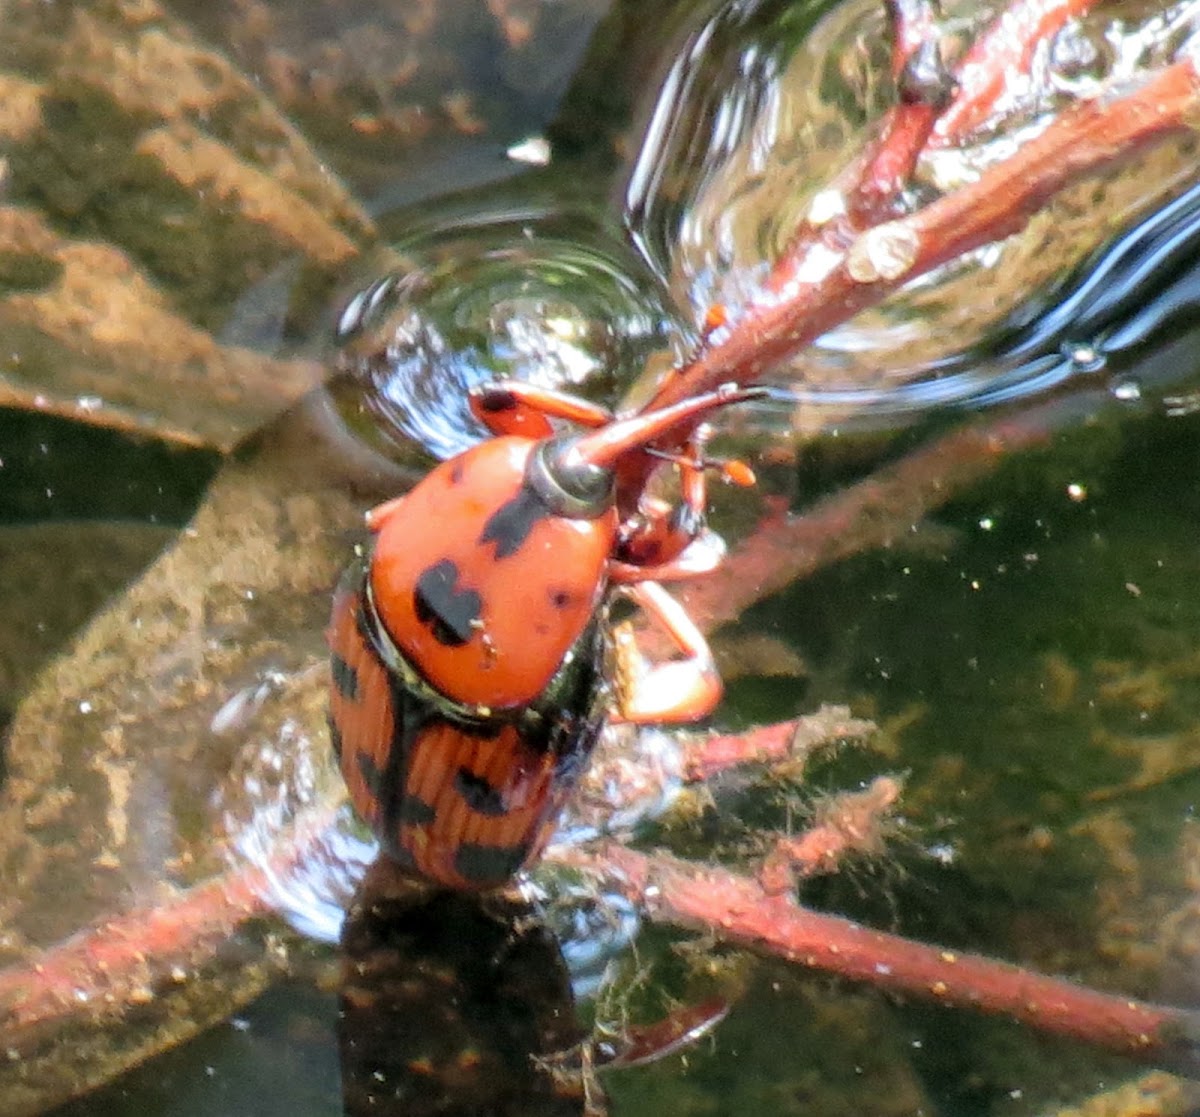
[413,559,483,647]
[455,842,528,885]
[479,488,549,559]
[455,768,507,816]
[331,653,359,701]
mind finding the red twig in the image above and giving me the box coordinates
[667,58,1196,403]
[933,0,1102,146]
[848,99,939,226]
[757,775,903,892]
[855,0,1103,219]
[566,843,1200,1072]
[679,708,875,784]
[886,0,940,74]
[0,810,334,1056]
[0,875,272,1052]
[910,59,1199,265]
[846,0,944,225]
[617,46,1198,509]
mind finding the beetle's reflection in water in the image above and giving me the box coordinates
[338,857,593,1117]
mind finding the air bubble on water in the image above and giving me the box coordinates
[1110,376,1142,403]
[506,136,551,165]
[1063,341,1105,374]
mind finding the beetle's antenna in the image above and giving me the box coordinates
[643,446,757,488]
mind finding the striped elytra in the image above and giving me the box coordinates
[328,562,605,890]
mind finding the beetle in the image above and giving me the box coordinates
[328,379,763,889]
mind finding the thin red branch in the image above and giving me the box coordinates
[0,809,335,1057]
[666,58,1197,405]
[856,0,1104,219]
[679,708,875,784]
[911,60,1200,269]
[619,52,1198,508]
[565,843,1200,1072]
[885,0,939,69]
[0,874,272,1052]
[845,0,944,225]
[933,0,1103,146]
[757,774,903,892]
[848,101,939,226]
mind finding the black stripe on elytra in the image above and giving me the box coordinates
[331,652,359,701]
[454,768,507,816]
[327,713,344,761]
[377,684,431,842]
[399,793,436,826]
[454,842,529,886]
[413,559,483,647]
[357,750,384,799]
[479,487,550,559]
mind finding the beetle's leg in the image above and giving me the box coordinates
[594,997,730,1068]
[614,425,754,574]
[613,434,710,569]
[609,581,722,725]
[468,380,612,439]
[608,515,727,583]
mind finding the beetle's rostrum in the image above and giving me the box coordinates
[328,378,763,889]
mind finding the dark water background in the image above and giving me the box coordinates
[3,0,1200,1114]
